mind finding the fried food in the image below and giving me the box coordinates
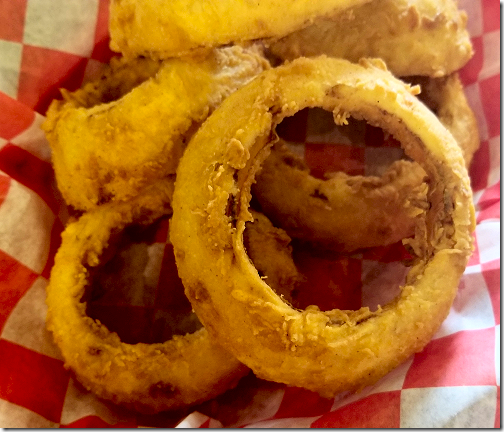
[254,145,426,252]
[252,73,479,252]
[109,0,373,59]
[410,73,480,167]
[267,0,473,78]
[45,179,248,413]
[46,177,305,413]
[42,45,269,211]
[169,56,474,397]
[244,210,304,304]
[57,55,163,109]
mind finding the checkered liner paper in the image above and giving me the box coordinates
[0,0,500,428]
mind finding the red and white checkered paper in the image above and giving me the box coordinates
[0,0,500,428]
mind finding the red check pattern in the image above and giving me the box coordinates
[17,46,90,114]
[0,0,27,43]
[0,0,500,428]
[0,143,60,213]
[0,175,11,206]
[0,92,35,140]
[312,391,402,428]
[0,339,69,422]
[0,0,115,111]
[482,259,501,325]
[0,250,39,332]
[403,327,497,389]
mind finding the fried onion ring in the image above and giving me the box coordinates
[267,0,473,77]
[46,179,306,412]
[170,57,475,396]
[109,0,372,59]
[43,45,269,211]
[46,179,247,413]
[252,73,479,252]
[254,145,427,252]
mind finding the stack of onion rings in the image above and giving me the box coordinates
[42,0,478,413]
[170,56,474,396]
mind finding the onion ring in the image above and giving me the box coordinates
[46,179,305,412]
[254,144,427,252]
[170,57,475,396]
[109,0,372,59]
[252,73,479,252]
[267,0,473,77]
[46,178,247,413]
[42,45,269,211]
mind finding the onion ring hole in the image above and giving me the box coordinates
[85,216,202,344]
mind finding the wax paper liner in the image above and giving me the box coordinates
[0,0,500,428]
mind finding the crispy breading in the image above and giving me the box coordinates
[245,210,304,303]
[268,0,473,77]
[42,45,269,211]
[252,73,479,252]
[170,56,474,397]
[46,179,248,414]
[410,73,480,166]
[109,0,372,59]
[254,144,427,253]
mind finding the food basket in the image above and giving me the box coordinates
[0,0,499,427]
